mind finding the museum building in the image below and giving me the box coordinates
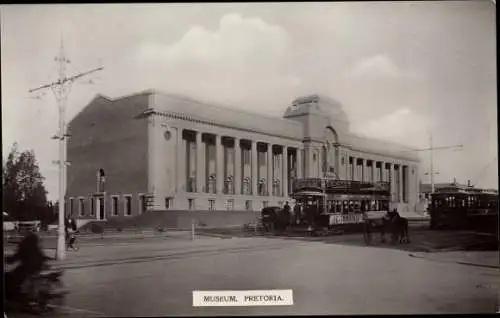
[66,90,420,220]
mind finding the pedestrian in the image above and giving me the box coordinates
[282,201,291,227]
[65,217,77,250]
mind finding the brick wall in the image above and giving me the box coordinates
[66,93,151,220]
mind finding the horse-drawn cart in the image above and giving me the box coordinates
[363,210,396,245]
[363,210,410,245]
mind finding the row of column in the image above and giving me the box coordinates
[347,156,408,203]
[179,129,303,197]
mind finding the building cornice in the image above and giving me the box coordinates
[304,137,419,163]
[142,110,304,143]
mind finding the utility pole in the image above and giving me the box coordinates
[28,37,103,260]
[403,133,463,194]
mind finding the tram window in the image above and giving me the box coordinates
[348,201,354,213]
[354,201,361,213]
[364,201,368,211]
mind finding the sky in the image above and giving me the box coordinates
[1,2,497,201]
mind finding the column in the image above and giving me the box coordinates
[216,135,223,194]
[283,146,288,197]
[390,163,395,202]
[234,137,241,195]
[364,160,368,182]
[297,146,303,179]
[176,127,184,192]
[267,143,273,196]
[251,141,258,195]
[196,132,204,193]
[317,147,322,178]
[399,165,404,203]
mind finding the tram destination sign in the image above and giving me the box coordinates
[294,179,390,193]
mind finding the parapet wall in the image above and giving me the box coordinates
[153,210,262,229]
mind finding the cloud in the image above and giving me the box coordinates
[346,54,402,79]
[334,55,426,123]
[111,13,301,115]
[350,107,430,148]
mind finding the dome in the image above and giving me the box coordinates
[284,94,349,124]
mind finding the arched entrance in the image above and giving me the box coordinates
[323,127,338,177]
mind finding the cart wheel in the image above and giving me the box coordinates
[363,223,372,245]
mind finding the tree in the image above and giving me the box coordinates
[2,143,49,221]
[40,201,59,230]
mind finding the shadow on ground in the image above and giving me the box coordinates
[196,225,498,254]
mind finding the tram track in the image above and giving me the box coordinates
[44,241,297,270]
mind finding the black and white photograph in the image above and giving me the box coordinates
[1,1,498,316]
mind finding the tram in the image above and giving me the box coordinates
[291,178,392,230]
[429,186,498,235]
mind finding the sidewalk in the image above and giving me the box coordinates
[401,211,430,221]
[409,250,499,269]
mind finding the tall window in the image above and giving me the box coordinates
[402,166,408,203]
[208,175,216,194]
[188,198,195,210]
[69,198,74,216]
[225,199,234,211]
[139,194,147,214]
[243,177,251,195]
[124,196,132,216]
[245,200,252,211]
[262,201,269,209]
[79,198,85,217]
[243,148,250,166]
[395,166,401,201]
[90,198,95,217]
[187,141,196,192]
[112,196,119,216]
[208,199,216,211]
[165,197,172,209]
[349,157,354,181]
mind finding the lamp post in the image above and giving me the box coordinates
[28,38,103,260]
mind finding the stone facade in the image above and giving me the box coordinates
[66,90,420,220]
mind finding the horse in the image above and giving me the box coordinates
[393,217,410,243]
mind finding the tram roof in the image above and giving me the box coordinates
[432,190,499,197]
[291,191,327,197]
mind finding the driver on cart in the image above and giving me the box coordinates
[388,208,401,222]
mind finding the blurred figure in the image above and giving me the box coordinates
[65,217,78,250]
[5,231,50,302]
[282,201,291,226]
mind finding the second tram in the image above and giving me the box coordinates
[429,186,498,235]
